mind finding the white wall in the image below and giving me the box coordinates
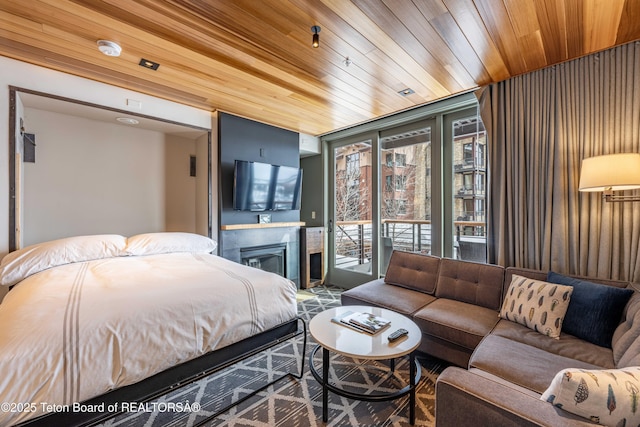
[22,108,172,245]
[0,56,215,258]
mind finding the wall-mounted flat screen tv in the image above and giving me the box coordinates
[233,160,303,211]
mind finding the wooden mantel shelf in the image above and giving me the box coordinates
[220,222,306,231]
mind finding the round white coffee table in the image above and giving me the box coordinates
[308,305,422,424]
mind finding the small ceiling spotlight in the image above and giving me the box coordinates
[97,40,122,57]
[398,88,415,96]
[343,57,352,67]
[311,25,321,48]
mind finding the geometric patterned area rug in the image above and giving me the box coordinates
[98,285,445,427]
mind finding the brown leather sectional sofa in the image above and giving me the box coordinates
[341,250,639,426]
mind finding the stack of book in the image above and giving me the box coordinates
[331,310,391,334]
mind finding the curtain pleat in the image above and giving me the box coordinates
[480,41,640,282]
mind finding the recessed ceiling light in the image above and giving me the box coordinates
[398,88,415,96]
[116,117,139,125]
[139,58,160,70]
[97,40,122,57]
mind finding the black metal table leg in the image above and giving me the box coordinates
[322,347,329,422]
[410,351,416,425]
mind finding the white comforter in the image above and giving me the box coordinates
[0,253,297,426]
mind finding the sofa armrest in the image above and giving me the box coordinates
[435,367,595,427]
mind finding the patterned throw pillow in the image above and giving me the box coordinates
[541,367,640,426]
[499,275,573,338]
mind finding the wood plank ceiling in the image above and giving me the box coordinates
[1,0,639,136]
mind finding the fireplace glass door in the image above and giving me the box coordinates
[240,243,286,277]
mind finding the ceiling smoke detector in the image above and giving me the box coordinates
[97,40,122,57]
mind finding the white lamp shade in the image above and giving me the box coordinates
[579,153,640,192]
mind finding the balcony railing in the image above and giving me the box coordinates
[455,188,486,197]
[334,220,373,269]
[381,219,433,254]
[334,219,486,270]
[454,162,486,172]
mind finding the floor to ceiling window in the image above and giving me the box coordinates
[450,112,487,264]
[379,120,435,272]
[324,93,486,288]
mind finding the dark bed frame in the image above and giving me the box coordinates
[16,317,306,427]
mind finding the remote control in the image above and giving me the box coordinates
[387,328,408,342]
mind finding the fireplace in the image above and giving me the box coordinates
[220,226,300,286]
[240,243,287,277]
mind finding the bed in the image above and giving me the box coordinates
[0,232,301,426]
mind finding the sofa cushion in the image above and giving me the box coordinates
[383,250,440,294]
[613,291,640,367]
[435,258,505,310]
[618,343,640,368]
[470,333,608,394]
[541,367,640,426]
[340,279,436,316]
[490,320,615,368]
[547,271,634,348]
[500,275,573,339]
[418,335,476,368]
[413,298,500,351]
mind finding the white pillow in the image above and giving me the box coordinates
[541,367,640,425]
[0,234,127,286]
[125,232,217,256]
[499,275,573,339]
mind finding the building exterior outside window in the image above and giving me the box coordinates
[453,118,486,234]
[332,112,487,266]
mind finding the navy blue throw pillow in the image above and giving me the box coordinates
[546,271,633,348]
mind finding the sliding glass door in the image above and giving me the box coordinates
[325,99,487,288]
[327,133,378,287]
